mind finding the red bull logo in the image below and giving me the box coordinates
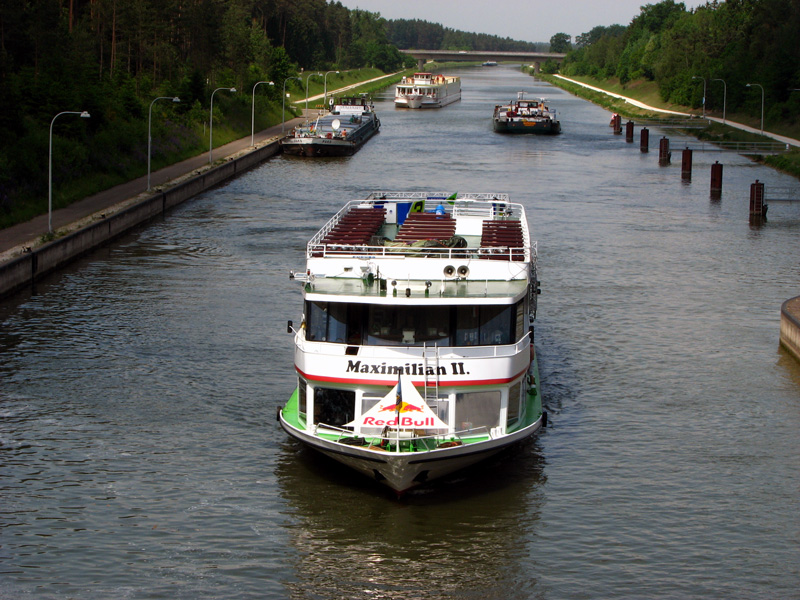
[378,401,423,413]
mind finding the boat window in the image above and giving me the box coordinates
[298,376,307,420]
[507,381,522,428]
[327,302,348,344]
[516,300,526,341]
[306,301,328,341]
[455,390,501,432]
[307,300,522,347]
[455,301,520,346]
[479,305,513,345]
[314,387,355,428]
[366,305,450,346]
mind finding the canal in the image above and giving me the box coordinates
[1,65,799,599]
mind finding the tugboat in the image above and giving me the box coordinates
[279,192,546,494]
[281,95,380,157]
[395,73,461,109]
[493,92,561,134]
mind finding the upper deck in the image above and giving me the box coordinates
[301,192,536,288]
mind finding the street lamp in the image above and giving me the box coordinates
[746,83,765,134]
[148,96,180,191]
[209,86,236,164]
[48,110,90,233]
[305,72,322,120]
[251,80,274,147]
[711,79,726,124]
[323,70,340,108]
[692,76,706,118]
[282,76,302,134]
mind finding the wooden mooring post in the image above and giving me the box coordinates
[625,121,634,143]
[710,161,723,199]
[750,179,767,224]
[640,127,649,153]
[612,114,622,134]
[658,137,671,165]
[681,148,693,180]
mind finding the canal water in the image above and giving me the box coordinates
[1,66,799,599]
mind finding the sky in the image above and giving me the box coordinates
[336,0,709,44]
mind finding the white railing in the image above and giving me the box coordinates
[297,335,530,359]
[316,422,491,453]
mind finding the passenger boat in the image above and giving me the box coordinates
[281,95,380,157]
[279,192,545,494]
[493,92,561,134]
[395,73,461,109]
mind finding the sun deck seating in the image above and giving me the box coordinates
[479,219,525,261]
[394,212,456,243]
[320,207,386,246]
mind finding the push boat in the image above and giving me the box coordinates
[280,95,380,157]
[493,92,561,135]
[395,73,461,109]
[279,192,545,494]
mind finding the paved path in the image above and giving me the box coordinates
[0,73,403,262]
[554,74,800,148]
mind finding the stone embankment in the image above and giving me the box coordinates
[781,297,800,362]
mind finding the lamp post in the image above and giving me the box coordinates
[692,76,706,118]
[48,110,90,233]
[305,72,322,120]
[323,70,340,108]
[209,86,236,164]
[282,77,302,134]
[148,96,180,191]
[711,79,726,124]
[251,81,274,147]
[746,83,765,135]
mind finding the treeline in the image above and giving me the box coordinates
[560,0,800,127]
[385,19,548,52]
[0,0,412,227]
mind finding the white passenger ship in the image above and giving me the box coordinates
[279,192,545,494]
[394,73,461,108]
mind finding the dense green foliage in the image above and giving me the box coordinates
[385,19,547,51]
[0,0,411,227]
[561,0,800,130]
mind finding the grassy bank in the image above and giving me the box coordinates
[538,72,800,180]
[0,69,389,231]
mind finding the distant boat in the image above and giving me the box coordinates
[281,95,380,157]
[482,61,498,67]
[493,92,561,135]
[395,73,461,109]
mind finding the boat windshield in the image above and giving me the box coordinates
[305,300,525,347]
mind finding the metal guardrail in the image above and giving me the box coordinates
[764,186,800,203]
[634,118,711,129]
[676,141,791,155]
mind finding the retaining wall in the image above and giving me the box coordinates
[780,296,800,363]
[0,141,281,300]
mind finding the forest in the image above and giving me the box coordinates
[2,0,799,229]
[0,0,413,227]
[560,0,800,130]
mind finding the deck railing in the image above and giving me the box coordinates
[317,422,492,453]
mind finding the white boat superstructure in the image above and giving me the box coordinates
[395,73,462,109]
[279,192,545,494]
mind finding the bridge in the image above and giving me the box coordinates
[399,49,566,72]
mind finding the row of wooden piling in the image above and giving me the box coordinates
[612,116,768,223]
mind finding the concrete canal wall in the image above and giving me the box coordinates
[780,296,800,362]
[0,140,281,300]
